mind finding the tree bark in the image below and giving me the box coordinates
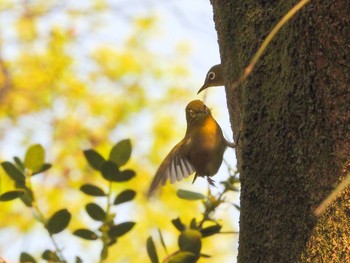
[210,0,350,262]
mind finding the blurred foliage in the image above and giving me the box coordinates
[1,141,136,262]
[1,144,72,262]
[0,1,238,262]
[1,142,239,262]
[147,174,240,263]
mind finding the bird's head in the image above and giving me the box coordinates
[197,64,223,94]
[185,100,211,126]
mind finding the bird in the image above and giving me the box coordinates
[148,100,235,196]
[197,64,223,94]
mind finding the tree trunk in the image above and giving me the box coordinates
[210,0,350,262]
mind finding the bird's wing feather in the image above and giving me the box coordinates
[148,140,195,196]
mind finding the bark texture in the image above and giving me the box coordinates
[210,0,350,262]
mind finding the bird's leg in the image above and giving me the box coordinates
[224,125,243,149]
[207,177,216,187]
[226,141,236,148]
[193,173,216,188]
[224,134,236,148]
[227,122,243,148]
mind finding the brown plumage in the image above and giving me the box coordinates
[197,64,223,94]
[148,100,235,196]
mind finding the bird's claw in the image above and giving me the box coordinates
[207,177,216,187]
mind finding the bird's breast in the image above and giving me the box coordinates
[187,117,226,176]
[194,117,222,148]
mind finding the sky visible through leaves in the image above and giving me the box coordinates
[0,1,238,262]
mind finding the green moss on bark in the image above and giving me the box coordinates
[211,0,350,262]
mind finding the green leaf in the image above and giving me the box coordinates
[42,250,60,262]
[101,246,108,261]
[108,222,135,238]
[146,236,159,263]
[20,252,37,263]
[200,224,222,238]
[80,184,106,196]
[178,230,202,254]
[199,253,211,258]
[86,203,106,221]
[190,218,197,229]
[158,229,168,254]
[171,218,185,232]
[73,229,98,240]
[108,237,117,246]
[101,161,120,181]
[33,163,52,175]
[24,144,45,173]
[17,186,34,207]
[84,149,105,171]
[46,209,71,235]
[114,189,136,205]
[0,190,24,202]
[13,157,25,172]
[1,161,25,185]
[117,169,136,182]
[168,251,198,263]
[109,139,132,167]
[177,190,206,201]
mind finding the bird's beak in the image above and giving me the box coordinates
[197,83,208,94]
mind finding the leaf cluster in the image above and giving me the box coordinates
[147,171,240,263]
[0,140,137,262]
[74,139,137,261]
[1,141,239,262]
[1,144,70,262]
[1,144,51,206]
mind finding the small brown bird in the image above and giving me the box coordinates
[148,100,235,196]
[197,64,223,94]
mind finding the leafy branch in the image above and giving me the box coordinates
[147,170,240,263]
[0,140,137,262]
[1,144,70,262]
[73,139,137,262]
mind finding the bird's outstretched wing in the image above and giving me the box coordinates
[148,140,195,197]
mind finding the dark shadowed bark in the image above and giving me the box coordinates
[210,0,350,262]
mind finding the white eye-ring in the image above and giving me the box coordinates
[189,110,195,117]
[207,71,216,80]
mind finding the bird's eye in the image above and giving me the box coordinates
[189,110,195,117]
[207,71,216,80]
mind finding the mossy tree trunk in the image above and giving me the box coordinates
[210,0,350,262]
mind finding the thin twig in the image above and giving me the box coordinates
[231,0,310,91]
[314,173,350,217]
[99,181,114,263]
[26,170,66,262]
